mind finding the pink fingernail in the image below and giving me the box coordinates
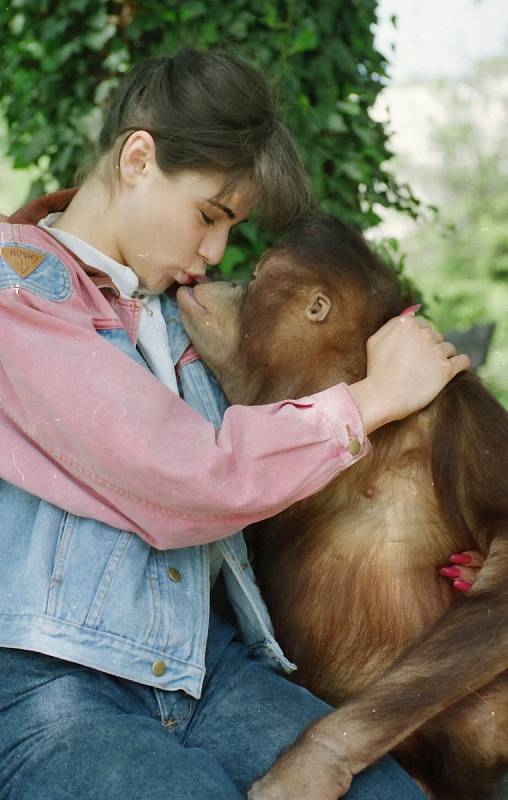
[453,580,472,592]
[440,566,461,578]
[400,304,422,316]
[450,553,472,565]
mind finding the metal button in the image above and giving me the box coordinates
[151,660,166,677]
[167,567,182,582]
[347,438,361,456]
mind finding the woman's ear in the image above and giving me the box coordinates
[305,290,331,322]
[118,130,156,186]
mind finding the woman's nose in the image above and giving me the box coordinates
[198,229,229,266]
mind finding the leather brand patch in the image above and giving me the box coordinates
[0,245,45,277]
[0,242,72,302]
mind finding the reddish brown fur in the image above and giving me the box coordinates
[182,216,508,799]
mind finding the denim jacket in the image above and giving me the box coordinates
[0,292,294,698]
[0,207,369,698]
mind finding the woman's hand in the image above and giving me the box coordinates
[349,311,471,434]
[439,550,485,592]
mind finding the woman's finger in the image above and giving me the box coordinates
[448,353,471,376]
[449,550,485,568]
[440,549,485,592]
[414,318,444,342]
[452,579,473,592]
[439,566,478,584]
[437,341,457,359]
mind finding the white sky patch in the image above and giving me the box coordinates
[376,0,508,84]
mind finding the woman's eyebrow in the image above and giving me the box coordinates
[205,199,236,220]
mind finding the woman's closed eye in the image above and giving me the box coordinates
[200,211,215,226]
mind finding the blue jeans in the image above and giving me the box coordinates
[0,613,425,799]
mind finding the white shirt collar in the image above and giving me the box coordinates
[38,212,139,298]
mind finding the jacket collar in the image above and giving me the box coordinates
[8,188,77,225]
[8,189,118,295]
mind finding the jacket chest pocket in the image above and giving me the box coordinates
[44,512,160,645]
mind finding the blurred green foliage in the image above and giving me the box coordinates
[399,56,508,407]
[0,0,419,275]
[0,116,34,211]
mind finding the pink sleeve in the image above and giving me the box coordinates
[0,283,369,549]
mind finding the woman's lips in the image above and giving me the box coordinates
[178,273,208,285]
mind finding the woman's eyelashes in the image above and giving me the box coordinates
[200,211,215,226]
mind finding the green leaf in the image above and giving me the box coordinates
[288,27,317,55]
[85,22,117,51]
[9,13,25,35]
[340,161,364,182]
[336,99,361,116]
[21,128,54,163]
[219,246,245,277]
[94,78,119,106]
[326,112,347,133]
[179,1,207,23]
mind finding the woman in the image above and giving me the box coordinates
[0,49,469,799]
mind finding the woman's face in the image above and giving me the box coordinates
[114,132,253,293]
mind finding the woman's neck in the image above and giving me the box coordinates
[51,178,123,264]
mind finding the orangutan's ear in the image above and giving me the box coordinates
[305,290,331,322]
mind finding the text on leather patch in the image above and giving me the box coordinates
[0,246,45,277]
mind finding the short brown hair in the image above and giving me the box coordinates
[90,48,315,229]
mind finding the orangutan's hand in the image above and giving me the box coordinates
[439,550,485,592]
[248,727,353,800]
